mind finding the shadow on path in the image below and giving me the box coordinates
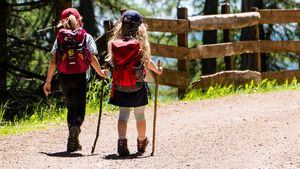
[39,151,99,158]
[103,152,151,160]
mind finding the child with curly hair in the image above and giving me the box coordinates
[106,10,163,156]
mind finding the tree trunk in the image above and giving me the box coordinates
[261,2,277,72]
[201,0,218,75]
[50,0,72,46]
[78,0,99,37]
[240,0,263,71]
[53,0,72,28]
[260,24,272,72]
[0,0,7,103]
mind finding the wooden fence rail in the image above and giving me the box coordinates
[143,18,189,33]
[144,9,300,32]
[150,43,188,59]
[259,9,300,24]
[188,12,260,31]
[144,69,189,88]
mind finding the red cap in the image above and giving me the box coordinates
[61,8,82,26]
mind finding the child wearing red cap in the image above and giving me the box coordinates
[44,8,107,152]
[106,10,163,156]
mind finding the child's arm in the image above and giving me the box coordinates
[146,59,163,75]
[43,54,57,96]
[90,54,108,78]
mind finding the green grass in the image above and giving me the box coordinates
[0,102,67,136]
[1,78,300,137]
[184,78,300,100]
[0,101,8,124]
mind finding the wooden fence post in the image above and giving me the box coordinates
[251,7,261,72]
[221,3,234,70]
[52,0,72,28]
[102,20,113,60]
[104,20,113,35]
[120,9,126,15]
[177,7,189,98]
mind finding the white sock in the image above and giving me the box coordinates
[138,137,146,141]
[119,136,127,140]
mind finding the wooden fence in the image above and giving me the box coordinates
[96,6,300,96]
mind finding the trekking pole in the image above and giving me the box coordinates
[91,76,106,154]
[151,60,161,156]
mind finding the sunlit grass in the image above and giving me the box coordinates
[0,102,66,137]
[184,78,300,100]
[0,102,8,124]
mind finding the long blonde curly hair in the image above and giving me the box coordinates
[106,20,151,66]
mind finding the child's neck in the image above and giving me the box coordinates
[71,25,81,30]
[122,35,135,41]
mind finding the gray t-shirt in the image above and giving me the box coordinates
[51,33,98,55]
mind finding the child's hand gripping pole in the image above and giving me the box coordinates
[91,72,106,154]
[151,60,161,156]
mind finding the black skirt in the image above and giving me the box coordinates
[108,82,148,107]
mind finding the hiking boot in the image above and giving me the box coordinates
[67,126,82,152]
[137,137,149,153]
[117,138,129,156]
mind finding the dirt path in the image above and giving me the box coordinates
[1,91,300,169]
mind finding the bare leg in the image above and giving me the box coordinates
[118,120,128,138]
[134,106,146,140]
[136,120,146,140]
[118,107,130,138]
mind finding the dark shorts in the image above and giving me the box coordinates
[108,83,148,107]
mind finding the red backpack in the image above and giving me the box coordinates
[111,39,146,94]
[56,28,91,74]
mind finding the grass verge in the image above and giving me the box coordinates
[183,78,300,100]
